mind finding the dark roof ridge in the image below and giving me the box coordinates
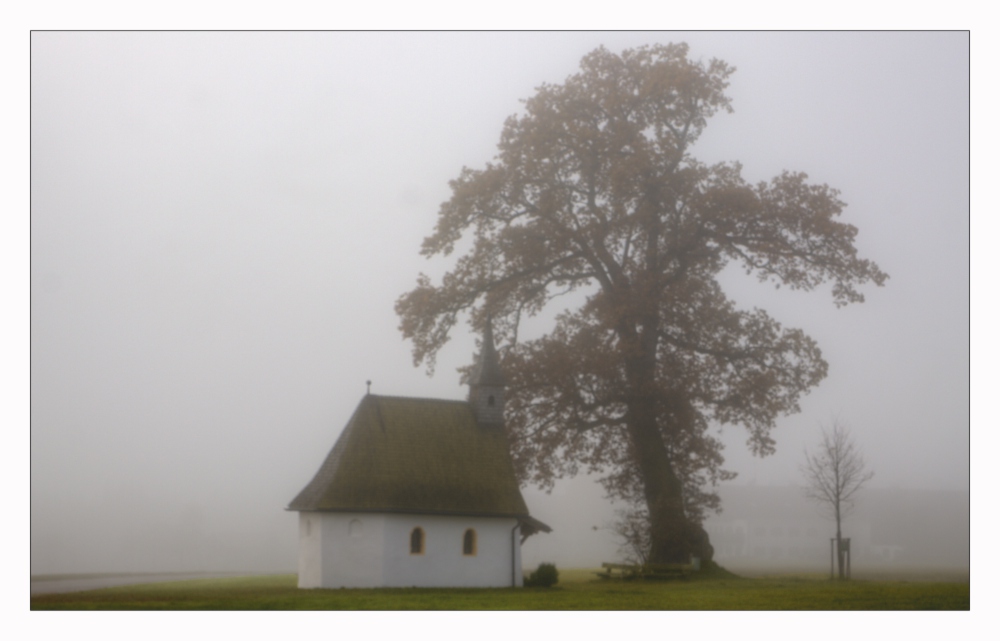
[364,393,470,405]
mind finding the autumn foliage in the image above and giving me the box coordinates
[397,44,886,564]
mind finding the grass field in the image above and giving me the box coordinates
[30,567,969,610]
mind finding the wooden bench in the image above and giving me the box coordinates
[594,562,638,580]
[595,562,695,580]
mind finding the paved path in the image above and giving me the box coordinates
[30,572,266,595]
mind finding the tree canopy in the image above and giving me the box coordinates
[396,43,887,563]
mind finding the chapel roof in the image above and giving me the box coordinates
[287,394,532,518]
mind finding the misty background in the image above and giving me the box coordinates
[31,32,969,575]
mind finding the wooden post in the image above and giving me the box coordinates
[844,538,851,580]
[830,538,835,580]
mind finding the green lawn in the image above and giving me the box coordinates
[31,567,969,610]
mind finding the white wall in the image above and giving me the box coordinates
[297,511,521,588]
[297,512,321,588]
[382,514,521,588]
[298,512,386,588]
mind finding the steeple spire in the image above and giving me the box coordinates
[469,317,506,426]
[470,317,506,387]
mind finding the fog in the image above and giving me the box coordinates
[30,32,969,576]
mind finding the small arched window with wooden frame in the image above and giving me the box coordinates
[462,528,477,556]
[410,527,425,555]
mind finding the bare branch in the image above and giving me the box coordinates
[801,419,874,578]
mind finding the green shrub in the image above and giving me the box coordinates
[524,562,559,587]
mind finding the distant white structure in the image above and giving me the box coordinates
[703,485,970,572]
[288,324,549,588]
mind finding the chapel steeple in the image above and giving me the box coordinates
[469,319,506,426]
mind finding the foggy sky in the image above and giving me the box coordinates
[30,32,969,575]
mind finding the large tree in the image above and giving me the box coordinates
[396,44,887,564]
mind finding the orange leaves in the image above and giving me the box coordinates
[396,43,886,535]
[733,171,888,306]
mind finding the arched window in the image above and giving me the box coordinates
[463,528,477,556]
[410,527,425,555]
[487,395,495,407]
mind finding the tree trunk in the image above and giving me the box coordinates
[622,340,714,565]
[625,403,687,563]
[835,502,844,580]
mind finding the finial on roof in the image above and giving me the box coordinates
[366,380,372,395]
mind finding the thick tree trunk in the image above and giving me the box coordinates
[622,323,714,565]
[624,402,714,565]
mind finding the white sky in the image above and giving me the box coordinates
[24,26,974,596]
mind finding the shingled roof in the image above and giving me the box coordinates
[288,394,530,518]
